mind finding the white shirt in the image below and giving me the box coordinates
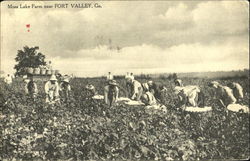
[44,81,59,96]
[4,76,12,84]
[144,91,157,105]
[131,80,142,99]
[107,74,113,80]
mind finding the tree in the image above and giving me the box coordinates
[14,46,46,76]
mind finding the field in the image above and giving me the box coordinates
[0,76,249,160]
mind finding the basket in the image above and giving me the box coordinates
[33,68,40,74]
[40,69,46,75]
[27,67,34,74]
[46,70,52,75]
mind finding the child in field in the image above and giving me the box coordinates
[25,74,38,100]
[208,81,236,108]
[104,80,119,107]
[45,75,60,103]
[59,78,71,102]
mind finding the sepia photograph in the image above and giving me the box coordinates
[0,0,249,160]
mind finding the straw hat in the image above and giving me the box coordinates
[50,75,57,81]
[174,79,183,86]
[208,81,220,87]
[63,78,70,83]
[147,80,153,85]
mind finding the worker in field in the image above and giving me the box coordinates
[147,80,166,101]
[227,82,244,103]
[141,91,157,106]
[4,74,12,85]
[104,80,119,107]
[25,74,38,100]
[126,76,143,101]
[208,81,236,108]
[106,72,114,81]
[45,75,60,103]
[174,79,205,108]
[142,80,167,103]
[59,77,71,102]
[85,84,97,97]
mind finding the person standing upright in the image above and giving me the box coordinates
[4,74,12,85]
[106,72,114,81]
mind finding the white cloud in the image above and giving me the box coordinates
[1,1,249,77]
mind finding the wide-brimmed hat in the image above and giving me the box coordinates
[208,81,220,87]
[86,84,95,90]
[147,80,153,85]
[63,78,70,83]
[174,79,183,86]
[50,75,57,81]
[109,80,118,86]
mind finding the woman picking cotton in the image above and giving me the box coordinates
[174,79,205,109]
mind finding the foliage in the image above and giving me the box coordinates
[0,77,249,160]
[14,46,46,76]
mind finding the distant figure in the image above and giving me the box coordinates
[141,91,157,106]
[227,82,244,102]
[25,75,38,100]
[45,75,60,103]
[174,79,205,107]
[125,72,130,79]
[208,81,236,108]
[4,74,12,85]
[126,76,143,101]
[60,78,71,102]
[130,73,134,80]
[104,80,119,107]
[46,61,53,70]
[106,72,113,81]
[85,84,97,97]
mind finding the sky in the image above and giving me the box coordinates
[1,1,249,77]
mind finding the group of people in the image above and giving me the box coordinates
[3,71,245,109]
[103,72,244,109]
[23,74,71,103]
